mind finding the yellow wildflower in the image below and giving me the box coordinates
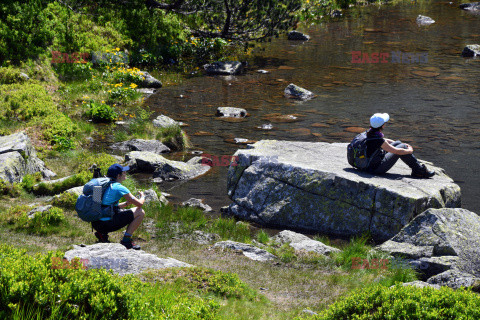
[116,48,120,51]
[130,83,138,89]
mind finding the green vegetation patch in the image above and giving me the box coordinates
[0,205,66,235]
[303,284,480,319]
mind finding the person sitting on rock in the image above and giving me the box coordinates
[92,164,145,249]
[366,113,435,178]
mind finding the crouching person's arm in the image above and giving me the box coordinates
[121,192,145,208]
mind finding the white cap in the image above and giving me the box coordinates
[370,113,390,128]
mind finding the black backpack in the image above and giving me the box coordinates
[347,131,383,170]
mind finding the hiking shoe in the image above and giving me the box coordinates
[120,239,141,250]
[411,164,435,178]
[94,232,110,243]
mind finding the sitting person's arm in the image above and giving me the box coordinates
[122,192,145,208]
[384,138,395,144]
[381,141,413,155]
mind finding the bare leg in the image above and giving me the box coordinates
[126,207,145,235]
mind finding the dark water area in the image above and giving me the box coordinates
[146,0,480,215]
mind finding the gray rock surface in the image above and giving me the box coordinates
[152,115,180,128]
[204,61,244,75]
[183,230,220,244]
[416,15,435,25]
[284,84,315,101]
[287,31,310,41]
[27,205,52,219]
[227,140,461,242]
[125,151,210,181]
[377,208,480,277]
[459,2,480,11]
[427,269,480,289]
[63,186,83,196]
[0,132,56,183]
[213,240,276,262]
[216,107,247,118]
[461,44,480,57]
[139,71,162,88]
[110,139,171,154]
[400,281,441,289]
[19,73,30,81]
[273,230,340,256]
[181,198,212,212]
[64,243,191,276]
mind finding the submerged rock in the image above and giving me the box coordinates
[204,61,244,75]
[216,107,247,118]
[284,84,315,101]
[0,132,55,183]
[227,140,460,242]
[64,243,191,276]
[461,44,480,57]
[125,151,210,181]
[110,139,171,154]
[139,71,162,88]
[213,240,276,261]
[287,31,310,41]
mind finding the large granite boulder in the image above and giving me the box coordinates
[227,140,461,242]
[110,139,171,154]
[204,61,244,75]
[125,151,210,181]
[64,243,191,276]
[0,132,55,183]
[376,208,480,285]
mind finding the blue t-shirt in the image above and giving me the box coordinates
[99,182,131,221]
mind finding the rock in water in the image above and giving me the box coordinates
[152,115,180,128]
[284,84,315,101]
[216,107,247,118]
[139,71,162,88]
[226,140,460,242]
[204,61,244,75]
[181,198,213,212]
[459,2,480,11]
[461,44,480,57]
[0,132,55,183]
[64,243,191,276]
[416,15,435,26]
[287,31,310,41]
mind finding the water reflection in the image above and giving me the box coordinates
[148,0,479,213]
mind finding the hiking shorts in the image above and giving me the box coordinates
[91,207,134,234]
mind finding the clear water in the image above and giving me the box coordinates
[147,0,480,214]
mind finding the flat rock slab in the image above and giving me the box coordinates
[272,230,340,256]
[227,140,461,242]
[64,243,191,276]
[377,208,480,278]
[400,281,441,289]
[110,139,171,154]
[181,198,212,212]
[125,151,210,181]
[213,240,276,262]
[0,132,55,183]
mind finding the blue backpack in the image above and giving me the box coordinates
[75,178,114,222]
[347,131,383,170]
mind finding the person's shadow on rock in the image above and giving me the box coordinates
[343,168,405,180]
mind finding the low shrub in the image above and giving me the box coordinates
[33,171,90,196]
[257,229,270,244]
[52,191,78,210]
[0,245,220,319]
[0,66,27,84]
[0,179,21,198]
[21,172,43,192]
[209,218,251,243]
[1,205,66,235]
[85,101,117,122]
[305,284,480,319]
